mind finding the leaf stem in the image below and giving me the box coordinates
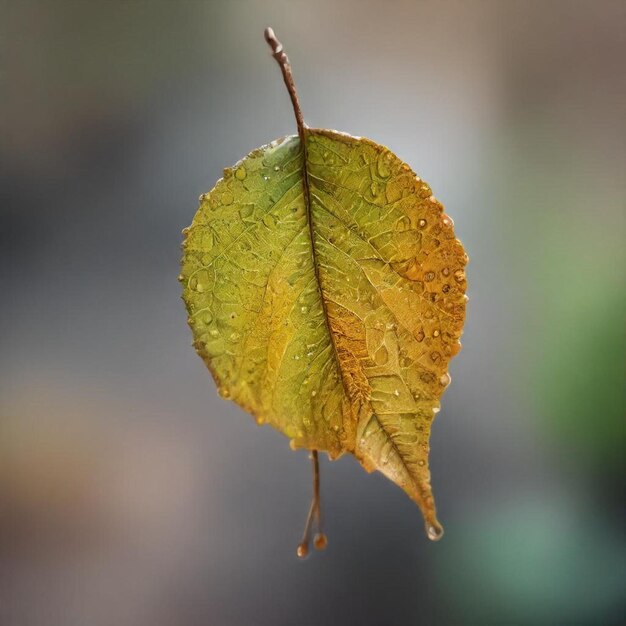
[264,27,307,144]
[265,31,329,558]
[296,450,327,558]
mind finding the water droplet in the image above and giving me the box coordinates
[442,215,454,227]
[209,328,219,338]
[432,406,440,414]
[289,439,297,450]
[393,389,400,397]
[177,274,184,282]
[433,329,440,337]
[296,543,309,558]
[301,306,309,314]
[440,373,451,386]
[218,386,231,399]
[311,390,317,397]
[418,219,427,228]
[418,460,425,467]
[294,355,300,360]
[273,165,280,171]
[313,533,328,550]
[396,216,410,232]
[255,416,265,425]
[427,524,444,541]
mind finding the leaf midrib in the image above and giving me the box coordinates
[300,130,354,423]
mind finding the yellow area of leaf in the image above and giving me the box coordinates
[180,129,467,539]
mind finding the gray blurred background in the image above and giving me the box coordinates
[1,1,625,625]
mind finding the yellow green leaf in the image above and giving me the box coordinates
[180,127,467,540]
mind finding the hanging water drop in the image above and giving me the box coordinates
[427,524,444,541]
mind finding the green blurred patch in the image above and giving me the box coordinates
[437,497,626,625]
[534,211,625,472]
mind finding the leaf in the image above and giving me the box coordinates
[181,128,467,538]
[180,29,467,544]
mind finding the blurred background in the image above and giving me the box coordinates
[1,1,624,624]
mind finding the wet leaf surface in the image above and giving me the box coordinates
[181,128,467,539]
